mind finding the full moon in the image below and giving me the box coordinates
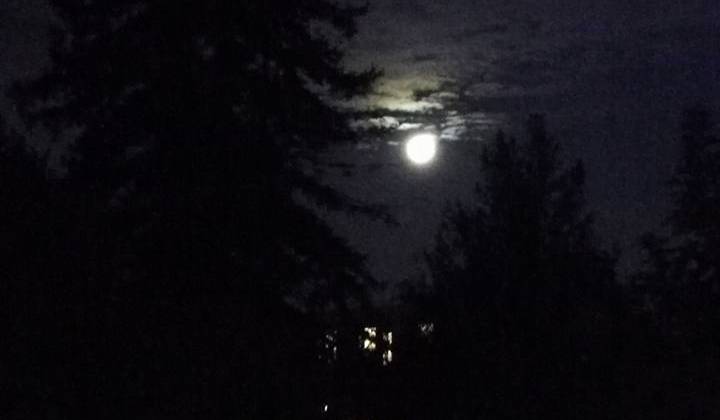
[405,133,437,165]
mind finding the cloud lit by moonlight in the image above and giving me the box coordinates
[405,133,438,165]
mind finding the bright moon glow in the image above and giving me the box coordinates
[405,133,437,165]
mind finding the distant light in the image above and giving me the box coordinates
[382,349,393,366]
[323,404,329,413]
[362,327,377,351]
[363,339,376,351]
[419,322,435,336]
[405,133,437,165]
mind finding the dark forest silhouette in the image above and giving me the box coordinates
[4,1,380,418]
[421,116,622,419]
[2,1,720,419]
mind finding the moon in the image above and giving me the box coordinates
[405,133,437,165]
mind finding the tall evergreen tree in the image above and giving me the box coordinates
[0,116,72,417]
[636,106,720,343]
[632,105,720,419]
[10,1,379,418]
[424,115,619,419]
[668,106,720,341]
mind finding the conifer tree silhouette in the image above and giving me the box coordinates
[425,115,618,419]
[10,1,380,417]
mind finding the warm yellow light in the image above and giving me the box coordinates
[405,133,437,165]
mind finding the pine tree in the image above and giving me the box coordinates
[631,105,720,419]
[11,1,379,417]
[425,115,618,419]
[670,106,720,341]
[0,115,72,418]
[638,106,720,347]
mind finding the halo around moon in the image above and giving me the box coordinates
[405,133,438,165]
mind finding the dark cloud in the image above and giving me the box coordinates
[409,53,441,63]
[450,23,510,41]
[381,0,434,20]
[411,80,458,100]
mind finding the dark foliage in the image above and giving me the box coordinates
[5,1,379,418]
[0,116,67,417]
[632,105,720,418]
[412,116,625,419]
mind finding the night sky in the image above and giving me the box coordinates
[2,0,719,293]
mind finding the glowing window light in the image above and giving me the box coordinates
[362,327,377,351]
[382,349,393,366]
[363,339,376,351]
[419,322,435,336]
